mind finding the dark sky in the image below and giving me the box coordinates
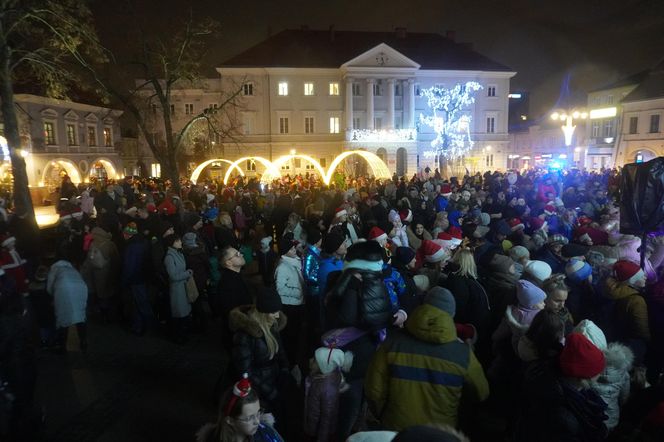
[91,0,664,118]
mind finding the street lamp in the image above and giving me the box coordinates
[551,109,588,146]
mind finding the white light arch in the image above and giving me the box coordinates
[267,154,327,184]
[90,157,120,179]
[323,150,391,184]
[223,156,281,185]
[41,158,82,184]
[190,159,245,184]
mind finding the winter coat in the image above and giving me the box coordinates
[534,247,566,275]
[164,247,192,318]
[121,234,149,287]
[325,266,393,332]
[84,227,119,299]
[318,256,343,296]
[183,244,210,293]
[229,306,289,404]
[303,245,322,297]
[442,273,491,339]
[604,277,650,341]
[647,279,664,372]
[47,260,88,328]
[274,255,304,306]
[480,270,518,332]
[365,303,489,430]
[257,249,278,287]
[594,343,634,430]
[217,268,253,320]
[304,371,342,442]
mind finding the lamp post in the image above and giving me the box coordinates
[550,109,588,147]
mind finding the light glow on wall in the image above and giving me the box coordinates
[349,129,416,143]
[589,107,617,119]
[223,156,281,185]
[268,154,327,184]
[323,150,391,184]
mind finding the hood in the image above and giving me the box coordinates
[505,305,534,333]
[405,303,457,344]
[603,342,634,373]
[91,226,112,242]
[279,254,302,269]
[605,277,640,300]
[228,305,287,338]
[51,259,73,270]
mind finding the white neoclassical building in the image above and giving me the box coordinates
[148,28,515,180]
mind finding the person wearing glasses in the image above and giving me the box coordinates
[218,245,253,346]
[196,374,283,442]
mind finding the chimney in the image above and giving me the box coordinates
[395,27,407,39]
[329,24,335,42]
[445,30,456,42]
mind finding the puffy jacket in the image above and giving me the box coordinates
[325,267,392,332]
[605,277,650,340]
[229,306,289,404]
[365,303,489,430]
[442,273,490,339]
[303,245,322,297]
[594,343,634,430]
[304,371,342,442]
[274,255,304,306]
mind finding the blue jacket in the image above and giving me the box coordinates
[383,264,406,313]
[318,256,344,296]
[303,245,322,296]
[122,234,149,286]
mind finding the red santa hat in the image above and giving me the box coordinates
[334,206,348,218]
[0,234,16,248]
[440,184,452,196]
[578,216,593,226]
[436,232,456,249]
[544,205,557,216]
[447,226,463,240]
[508,217,525,232]
[530,217,547,231]
[399,208,413,223]
[368,227,388,243]
[614,260,645,285]
[420,239,446,263]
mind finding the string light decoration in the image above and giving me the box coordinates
[419,82,482,160]
[190,158,244,184]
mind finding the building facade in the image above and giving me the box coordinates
[507,122,587,171]
[142,29,515,181]
[0,94,123,194]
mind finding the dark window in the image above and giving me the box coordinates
[629,117,638,134]
[650,114,660,133]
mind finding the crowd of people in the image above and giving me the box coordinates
[2,166,664,441]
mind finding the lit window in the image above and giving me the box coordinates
[279,117,289,134]
[87,126,97,146]
[185,103,194,115]
[242,83,254,96]
[304,82,314,96]
[592,121,601,138]
[487,86,496,97]
[246,160,256,171]
[66,124,77,146]
[151,163,161,177]
[603,119,614,137]
[329,82,339,95]
[43,121,56,145]
[352,83,361,96]
[329,117,340,134]
[278,82,288,96]
[304,117,315,134]
[103,127,112,147]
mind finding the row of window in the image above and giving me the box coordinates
[628,115,660,134]
[277,117,341,134]
[151,103,219,116]
[590,115,661,139]
[243,81,500,98]
[43,121,113,147]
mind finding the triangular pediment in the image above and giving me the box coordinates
[85,112,98,122]
[64,110,79,120]
[40,108,58,118]
[342,43,420,69]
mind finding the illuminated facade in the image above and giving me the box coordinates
[0,94,123,193]
[143,29,514,180]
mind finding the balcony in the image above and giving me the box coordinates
[347,128,417,143]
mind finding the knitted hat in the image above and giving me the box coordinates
[509,218,525,231]
[420,239,446,263]
[146,202,157,213]
[394,247,416,267]
[489,254,514,274]
[478,212,491,226]
[0,235,16,248]
[613,260,644,285]
[123,221,138,237]
[323,230,346,255]
[529,217,547,231]
[345,240,384,263]
[516,279,546,308]
[573,319,607,351]
[314,347,354,375]
[524,260,552,282]
[566,259,593,283]
[424,287,456,317]
[204,207,219,221]
[561,243,589,259]
[278,232,298,255]
[547,234,569,246]
[509,245,530,262]
[334,206,347,218]
[368,227,388,243]
[544,205,556,216]
[307,227,322,245]
[413,275,430,291]
[399,208,413,223]
[159,221,174,238]
[474,225,490,238]
[256,287,282,313]
[182,232,198,249]
[493,219,512,237]
[559,333,606,379]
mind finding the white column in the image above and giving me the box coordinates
[345,78,354,132]
[387,78,395,129]
[407,79,416,128]
[366,78,375,130]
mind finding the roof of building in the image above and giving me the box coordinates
[219,29,512,72]
[622,60,664,102]
[589,69,650,93]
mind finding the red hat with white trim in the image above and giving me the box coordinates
[368,227,388,243]
[544,205,557,216]
[436,232,456,249]
[614,260,644,285]
[509,218,525,231]
[0,234,16,248]
[440,184,452,196]
[335,206,348,218]
[420,239,446,263]
[399,208,413,223]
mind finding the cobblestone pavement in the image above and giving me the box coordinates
[35,319,225,442]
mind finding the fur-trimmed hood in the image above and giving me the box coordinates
[505,304,536,334]
[228,305,287,338]
[602,342,634,378]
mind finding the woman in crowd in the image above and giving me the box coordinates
[163,234,192,343]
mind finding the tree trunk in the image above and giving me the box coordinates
[0,49,37,223]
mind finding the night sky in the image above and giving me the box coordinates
[91,0,664,118]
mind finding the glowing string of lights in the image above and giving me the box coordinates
[191,159,245,184]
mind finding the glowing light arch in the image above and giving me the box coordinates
[90,158,120,179]
[190,159,245,184]
[266,154,327,184]
[324,150,391,184]
[223,156,280,185]
[42,159,82,184]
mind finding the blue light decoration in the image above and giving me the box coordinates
[419,82,483,159]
